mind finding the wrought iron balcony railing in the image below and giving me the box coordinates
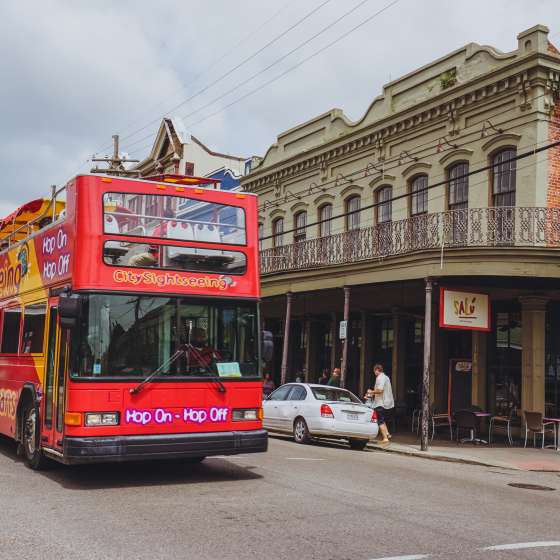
[260,207,560,275]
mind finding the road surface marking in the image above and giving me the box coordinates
[285,457,326,461]
[484,541,560,551]
[369,555,429,560]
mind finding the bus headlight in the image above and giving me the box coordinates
[84,412,120,426]
[232,408,260,421]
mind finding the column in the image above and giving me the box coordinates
[329,312,337,371]
[280,292,293,385]
[421,278,433,451]
[303,317,312,382]
[520,296,548,414]
[359,310,368,396]
[471,331,488,409]
[340,286,351,388]
[391,308,407,402]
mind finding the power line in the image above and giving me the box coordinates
[95,0,298,154]
[260,137,560,241]
[115,0,334,151]
[125,0,401,158]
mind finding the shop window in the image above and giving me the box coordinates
[410,175,428,216]
[21,304,47,354]
[294,211,307,243]
[546,304,560,418]
[272,217,284,248]
[491,149,516,207]
[345,196,360,231]
[380,318,393,350]
[318,204,332,237]
[376,186,392,223]
[1,308,22,354]
[414,319,423,344]
[491,311,522,416]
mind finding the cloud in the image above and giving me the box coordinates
[0,0,559,216]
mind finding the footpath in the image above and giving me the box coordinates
[368,434,560,472]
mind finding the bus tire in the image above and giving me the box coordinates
[22,402,48,470]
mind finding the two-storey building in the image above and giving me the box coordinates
[242,25,560,420]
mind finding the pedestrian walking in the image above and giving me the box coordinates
[327,367,341,387]
[364,363,394,444]
[262,373,275,398]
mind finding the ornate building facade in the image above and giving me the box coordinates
[242,25,560,419]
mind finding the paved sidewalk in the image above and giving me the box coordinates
[368,433,560,471]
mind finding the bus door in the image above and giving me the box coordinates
[41,300,70,452]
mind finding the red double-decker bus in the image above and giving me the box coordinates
[0,174,268,469]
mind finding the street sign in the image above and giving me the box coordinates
[339,320,347,340]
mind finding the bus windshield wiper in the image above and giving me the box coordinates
[129,346,187,395]
[130,344,227,395]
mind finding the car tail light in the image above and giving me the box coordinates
[370,409,378,422]
[321,404,334,418]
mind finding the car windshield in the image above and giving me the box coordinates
[311,387,362,404]
[71,294,258,379]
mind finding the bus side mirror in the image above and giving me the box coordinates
[261,330,273,362]
[59,293,81,329]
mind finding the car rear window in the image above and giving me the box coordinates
[311,387,361,404]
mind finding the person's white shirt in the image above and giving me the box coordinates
[373,372,394,409]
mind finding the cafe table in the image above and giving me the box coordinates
[544,417,560,451]
[461,412,491,444]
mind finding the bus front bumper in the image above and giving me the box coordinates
[61,429,268,464]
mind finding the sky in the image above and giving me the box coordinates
[0,0,559,217]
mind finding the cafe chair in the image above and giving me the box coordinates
[489,409,517,446]
[523,411,557,449]
[432,408,454,441]
[455,410,478,444]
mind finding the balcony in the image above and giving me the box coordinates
[260,207,560,275]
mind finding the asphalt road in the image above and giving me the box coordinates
[0,433,559,560]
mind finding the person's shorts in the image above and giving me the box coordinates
[374,406,386,425]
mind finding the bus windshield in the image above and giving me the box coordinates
[72,294,258,379]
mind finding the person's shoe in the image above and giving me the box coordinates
[379,439,390,444]
[387,434,392,440]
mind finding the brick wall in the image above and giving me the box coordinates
[547,100,560,208]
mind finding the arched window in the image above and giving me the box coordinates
[272,217,284,247]
[492,148,516,207]
[345,195,361,231]
[294,211,307,243]
[376,186,392,223]
[410,175,428,216]
[318,203,332,237]
[258,222,264,251]
[448,162,469,210]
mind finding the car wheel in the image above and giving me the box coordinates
[22,403,48,470]
[348,438,368,451]
[293,417,311,444]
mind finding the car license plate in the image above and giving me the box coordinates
[346,413,359,421]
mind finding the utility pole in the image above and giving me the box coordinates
[90,135,141,177]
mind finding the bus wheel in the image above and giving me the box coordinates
[22,403,48,470]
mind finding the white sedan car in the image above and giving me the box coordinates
[262,383,378,450]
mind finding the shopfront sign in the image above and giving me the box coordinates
[439,288,490,331]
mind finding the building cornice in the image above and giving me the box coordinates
[243,56,560,194]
